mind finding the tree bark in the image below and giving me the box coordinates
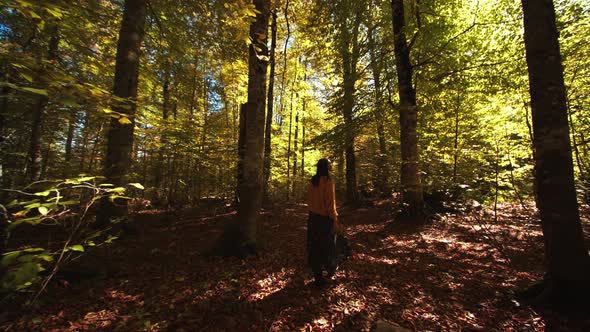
[338,7,361,204]
[391,0,424,218]
[63,111,77,178]
[97,0,147,226]
[154,70,170,204]
[521,0,590,284]
[220,0,270,256]
[292,109,299,195]
[27,27,59,182]
[87,122,103,173]
[286,80,295,200]
[368,26,390,195]
[78,111,90,172]
[263,6,277,204]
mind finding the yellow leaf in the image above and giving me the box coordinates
[118,117,132,125]
[38,206,49,216]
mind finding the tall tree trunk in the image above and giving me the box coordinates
[521,0,590,290]
[292,109,299,196]
[263,5,277,204]
[201,76,209,149]
[391,0,424,218]
[1,66,12,200]
[87,122,103,173]
[453,90,460,184]
[189,58,198,120]
[286,79,295,201]
[97,0,147,226]
[568,104,589,204]
[154,71,170,205]
[27,27,59,182]
[301,106,306,180]
[78,111,90,172]
[63,111,77,178]
[40,144,51,180]
[221,0,270,256]
[368,27,389,195]
[338,8,361,204]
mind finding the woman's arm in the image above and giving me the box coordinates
[326,179,338,224]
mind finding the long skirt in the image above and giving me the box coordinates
[307,212,336,274]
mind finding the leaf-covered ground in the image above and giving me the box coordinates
[2,200,590,331]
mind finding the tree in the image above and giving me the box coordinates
[331,0,363,204]
[218,0,270,256]
[97,0,148,226]
[27,26,59,182]
[520,0,590,305]
[263,2,277,204]
[391,0,424,218]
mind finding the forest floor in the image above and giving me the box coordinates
[2,199,590,331]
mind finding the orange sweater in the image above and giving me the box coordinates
[307,176,338,223]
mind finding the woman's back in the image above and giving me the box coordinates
[307,176,338,222]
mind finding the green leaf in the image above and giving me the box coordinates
[67,245,84,252]
[108,187,126,194]
[0,82,18,89]
[13,262,41,289]
[23,248,44,253]
[34,190,52,197]
[19,72,33,83]
[38,206,49,216]
[128,183,145,190]
[58,200,79,206]
[21,87,48,96]
[2,251,21,267]
[37,254,53,262]
[24,202,41,209]
[7,216,42,231]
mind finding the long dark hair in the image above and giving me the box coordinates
[311,158,331,187]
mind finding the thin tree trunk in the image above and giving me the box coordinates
[40,144,51,180]
[201,76,209,149]
[63,111,77,178]
[337,7,361,204]
[568,102,589,203]
[78,111,90,173]
[87,122,103,173]
[521,0,590,286]
[286,80,295,201]
[263,5,277,203]
[0,66,11,200]
[97,0,147,226]
[292,109,299,196]
[154,71,170,204]
[391,0,424,218]
[301,108,306,180]
[368,27,389,195]
[27,27,59,182]
[189,58,198,120]
[453,90,460,184]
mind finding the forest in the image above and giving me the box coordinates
[0,0,589,330]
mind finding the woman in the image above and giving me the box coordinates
[307,158,339,286]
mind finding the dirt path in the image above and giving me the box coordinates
[2,202,589,331]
